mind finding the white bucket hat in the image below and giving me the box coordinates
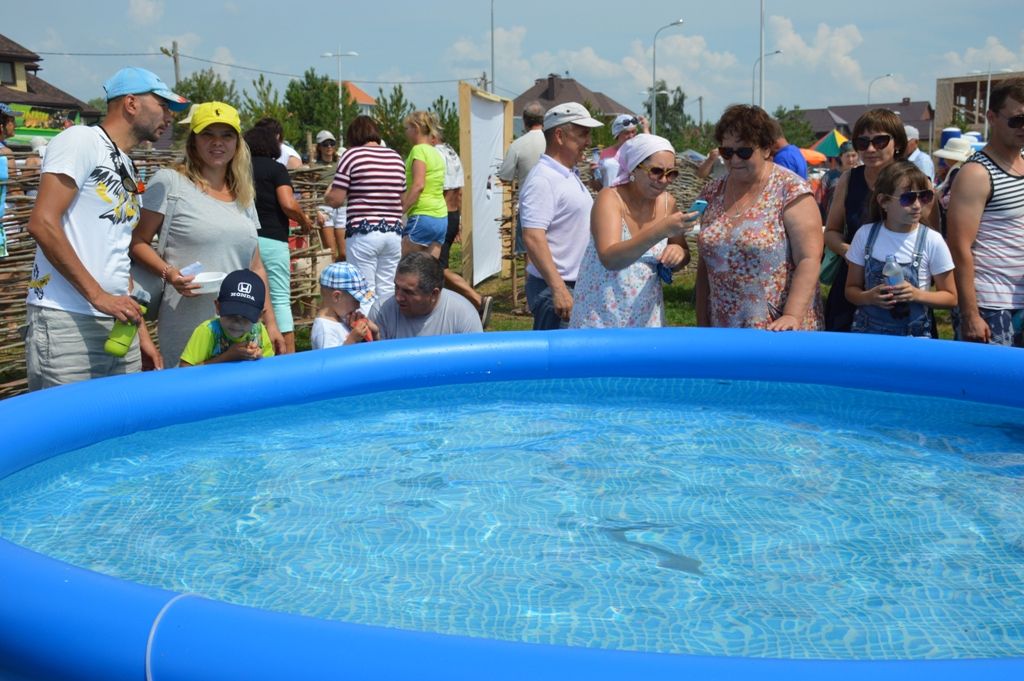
[933,137,974,163]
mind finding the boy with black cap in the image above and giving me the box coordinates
[179,269,275,366]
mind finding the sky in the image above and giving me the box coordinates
[6,0,1024,128]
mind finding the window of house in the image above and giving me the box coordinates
[0,62,15,85]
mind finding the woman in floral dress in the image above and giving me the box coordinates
[570,134,694,328]
[696,105,824,330]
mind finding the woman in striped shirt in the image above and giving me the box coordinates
[325,116,406,300]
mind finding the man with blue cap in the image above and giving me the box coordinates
[24,67,189,391]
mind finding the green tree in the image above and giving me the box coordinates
[175,68,239,107]
[86,97,107,116]
[772,105,815,148]
[372,85,415,157]
[241,75,295,140]
[643,81,694,151]
[171,68,240,143]
[285,68,339,152]
[428,95,459,153]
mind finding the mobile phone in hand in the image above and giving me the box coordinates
[688,199,708,215]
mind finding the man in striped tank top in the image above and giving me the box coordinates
[948,77,1024,346]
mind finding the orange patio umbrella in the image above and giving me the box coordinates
[800,147,827,166]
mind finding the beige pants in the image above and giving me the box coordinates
[25,305,141,392]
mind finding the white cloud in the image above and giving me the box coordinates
[942,35,1024,73]
[210,46,236,82]
[128,0,164,25]
[770,16,865,88]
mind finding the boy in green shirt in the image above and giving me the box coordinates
[179,269,275,367]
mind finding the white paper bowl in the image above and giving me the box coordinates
[193,272,227,295]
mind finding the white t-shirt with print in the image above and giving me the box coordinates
[26,125,140,316]
[846,222,954,287]
[436,143,464,191]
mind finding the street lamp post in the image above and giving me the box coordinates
[490,0,495,92]
[651,19,684,135]
[867,73,894,105]
[321,48,359,133]
[751,49,783,107]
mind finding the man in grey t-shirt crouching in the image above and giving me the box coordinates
[370,252,483,339]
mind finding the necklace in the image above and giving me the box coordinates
[724,167,770,218]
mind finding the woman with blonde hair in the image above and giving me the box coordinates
[131,101,284,368]
[401,110,448,257]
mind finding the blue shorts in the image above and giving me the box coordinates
[951,307,1024,347]
[404,214,447,247]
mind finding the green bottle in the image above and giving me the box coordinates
[104,289,151,357]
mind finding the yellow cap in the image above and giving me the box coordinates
[189,101,241,135]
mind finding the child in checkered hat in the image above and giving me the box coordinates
[312,263,379,349]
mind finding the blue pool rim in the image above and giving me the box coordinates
[2,328,1023,681]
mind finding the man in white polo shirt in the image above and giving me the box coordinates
[519,102,603,329]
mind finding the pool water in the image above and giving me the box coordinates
[2,378,1023,660]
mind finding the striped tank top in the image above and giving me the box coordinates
[968,150,1024,309]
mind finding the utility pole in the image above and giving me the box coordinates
[697,96,703,127]
[171,41,180,87]
[160,42,181,87]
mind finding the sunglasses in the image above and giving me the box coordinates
[891,189,935,207]
[98,124,142,194]
[852,134,892,151]
[619,117,639,127]
[718,146,755,160]
[320,140,337,147]
[640,164,680,181]
[999,113,1024,129]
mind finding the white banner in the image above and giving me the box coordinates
[462,86,509,286]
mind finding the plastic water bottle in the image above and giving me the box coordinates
[882,255,909,319]
[104,289,151,357]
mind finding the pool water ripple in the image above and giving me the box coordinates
[1,378,1023,659]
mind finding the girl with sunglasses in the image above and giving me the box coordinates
[696,105,823,331]
[844,161,956,337]
[569,134,693,328]
[823,109,917,331]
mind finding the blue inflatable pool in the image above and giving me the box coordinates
[2,329,1023,681]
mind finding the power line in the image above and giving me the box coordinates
[178,53,303,79]
[36,51,162,57]
[36,49,480,87]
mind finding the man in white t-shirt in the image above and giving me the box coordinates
[25,67,189,390]
[519,101,603,329]
[497,101,546,255]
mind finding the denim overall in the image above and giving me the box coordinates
[851,223,932,337]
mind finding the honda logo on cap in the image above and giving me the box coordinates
[238,282,252,294]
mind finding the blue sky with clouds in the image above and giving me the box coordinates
[7,0,1023,124]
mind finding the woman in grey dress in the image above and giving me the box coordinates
[130,101,284,368]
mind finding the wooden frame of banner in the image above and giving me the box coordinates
[458,82,514,287]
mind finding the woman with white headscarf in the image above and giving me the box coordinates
[569,134,696,328]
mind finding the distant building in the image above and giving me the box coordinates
[934,70,1024,138]
[799,99,935,149]
[342,81,376,118]
[0,33,101,145]
[512,74,634,134]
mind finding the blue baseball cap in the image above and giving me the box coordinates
[0,103,23,118]
[102,67,190,111]
[320,262,374,305]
